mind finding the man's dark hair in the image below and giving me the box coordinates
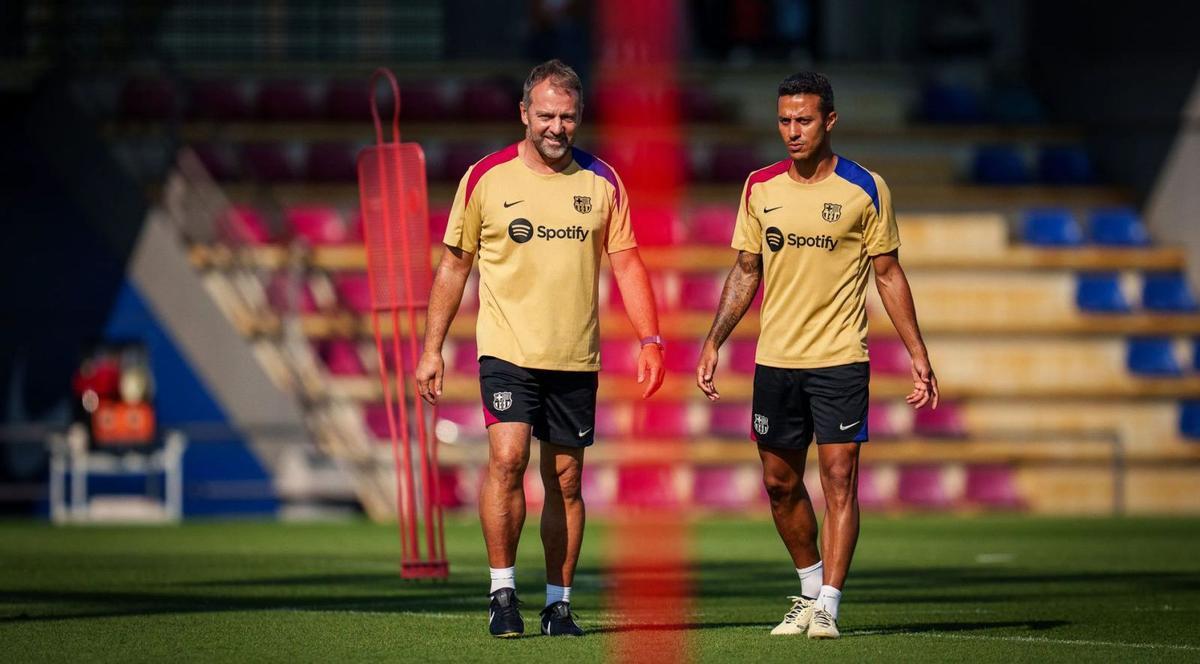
[522,59,583,108]
[778,71,834,116]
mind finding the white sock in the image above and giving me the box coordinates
[816,585,842,620]
[545,584,571,606]
[489,566,516,595]
[796,561,823,599]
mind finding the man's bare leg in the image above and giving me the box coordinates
[479,423,533,570]
[816,441,860,590]
[539,441,585,589]
[758,445,820,568]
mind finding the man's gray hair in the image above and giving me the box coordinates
[522,59,583,108]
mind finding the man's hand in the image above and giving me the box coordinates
[637,344,665,399]
[414,350,445,405]
[907,354,939,410]
[696,342,720,401]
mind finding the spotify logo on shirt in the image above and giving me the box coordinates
[765,226,785,252]
[508,218,534,243]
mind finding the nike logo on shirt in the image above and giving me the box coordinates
[503,200,523,208]
[764,206,782,214]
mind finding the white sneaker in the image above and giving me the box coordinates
[807,607,840,639]
[770,596,815,635]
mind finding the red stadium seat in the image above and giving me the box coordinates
[687,204,738,245]
[305,142,358,182]
[581,466,615,512]
[434,467,464,508]
[869,339,911,377]
[616,466,680,508]
[325,78,378,121]
[630,402,692,438]
[679,273,724,311]
[256,79,321,120]
[964,464,1022,509]
[595,402,626,439]
[333,273,373,313]
[461,79,518,121]
[399,81,451,122]
[664,339,703,374]
[601,339,639,375]
[607,271,674,313]
[285,205,348,245]
[693,465,755,511]
[897,465,951,509]
[428,205,452,241]
[434,402,485,438]
[630,206,680,246]
[866,401,902,439]
[450,340,479,375]
[188,79,253,120]
[912,402,966,438]
[364,404,390,438]
[316,339,366,376]
[727,339,757,374]
[708,402,751,439]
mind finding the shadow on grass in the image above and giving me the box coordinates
[847,619,1070,636]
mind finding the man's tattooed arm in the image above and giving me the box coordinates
[704,250,763,349]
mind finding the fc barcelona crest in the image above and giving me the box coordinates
[821,202,842,223]
[753,414,769,436]
[573,195,592,214]
[493,392,513,412]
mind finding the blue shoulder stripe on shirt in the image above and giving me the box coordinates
[572,147,622,209]
[834,155,880,214]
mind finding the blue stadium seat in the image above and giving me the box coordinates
[921,82,985,124]
[972,145,1030,184]
[1022,208,1083,247]
[1089,208,1150,246]
[1126,337,1182,376]
[1142,273,1199,312]
[1179,401,1200,440]
[1076,272,1130,312]
[1038,145,1095,185]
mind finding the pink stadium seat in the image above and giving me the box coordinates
[709,402,751,439]
[595,402,625,439]
[688,204,737,245]
[616,465,679,508]
[601,339,639,375]
[727,339,758,374]
[679,273,724,311]
[680,87,727,122]
[435,402,485,435]
[285,205,348,245]
[399,81,450,122]
[665,339,703,374]
[434,467,464,508]
[856,464,888,510]
[256,79,320,120]
[428,205,452,241]
[191,143,240,181]
[631,402,691,438]
[912,402,966,438]
[346,209,365,242]
[305,141,359,182]
[461,79,517,121]
[631,206,680,246]
[693,465,752,511]
[710,145,763,182]
[897,465,951,509]
[581,467,614,512]
[317,339,366,376]
[869,339,911,376]
[120,77,177,120]
[217,204,272,245]
[188,79,252,120]
[333,273,373,313]
[265,273,318,313]
[325,78,376,121]
[450,341,479,375]
[364,404,390,438]
[964,464,1022,509]
[866,401,901,439]
[241,142,303,182]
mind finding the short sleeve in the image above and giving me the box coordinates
[604,169,637,254]
[864,173,900,256]
[731,177,763,254]
[443,168,483,253]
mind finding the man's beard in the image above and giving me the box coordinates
[533,132,571,161]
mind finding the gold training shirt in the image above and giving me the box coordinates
[444,143,636,371]
[731,156,900,369]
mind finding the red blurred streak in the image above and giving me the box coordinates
[598,1,690,662]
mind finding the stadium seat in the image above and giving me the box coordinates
[693,465,754,511]
[971,145,1030,184]
[265,273,319,313]
[631,206,681,247]
[434,402,485,440]
[679,273,723,311]
[317,339,365,376]
[581,466,615,511]
[856,464,889,510]
[964,464,1022,509]
[333,273,374,313]
[608,271,673,312]
[285,205,348,245]
[615,465,680,508]
[664,339,703,374]
[1038,145,1094,185]
[217,204,273,245]
[119,77,177,120]
[325,78,374,121]
[460,79,517,121]
[399,81,450,121]
[241,142,303,182]
[710,144,763,182]
[687,204,737,245]
[868,339,911,376]
[1179,401,1200,440]
[364,404,390,438]
[896,465,951,509]
[912,402,966,438]
[450,340,479,375]
[1022,208,1083,247]
[1076,272,1131,313]
[630,402,692,438]
[601,339,639,375]
[305,142,359,182]
[1142,273,1198,312]
[921,82,985,124]
[1088,208,1149,246]
[727,339,758,374]
[680,87,729,122]
[866,401,902,439]
[256,79,321,120]
[188,79,253,120]
[441,143,488,182]
[428,205,452,241]
[434,467,465,508]
[595,402,626,439]
[709,402,751,439]
[1126,337,1182,376]
[191,142,241,181]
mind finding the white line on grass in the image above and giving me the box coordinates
[849,630,1200,652]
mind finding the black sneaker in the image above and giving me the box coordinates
[488,588,524,638]
[540,601,584,636]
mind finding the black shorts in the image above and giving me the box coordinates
[752,361,869,449]
[479,356,599,447]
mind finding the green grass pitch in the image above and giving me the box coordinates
[3,515,1199,662]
